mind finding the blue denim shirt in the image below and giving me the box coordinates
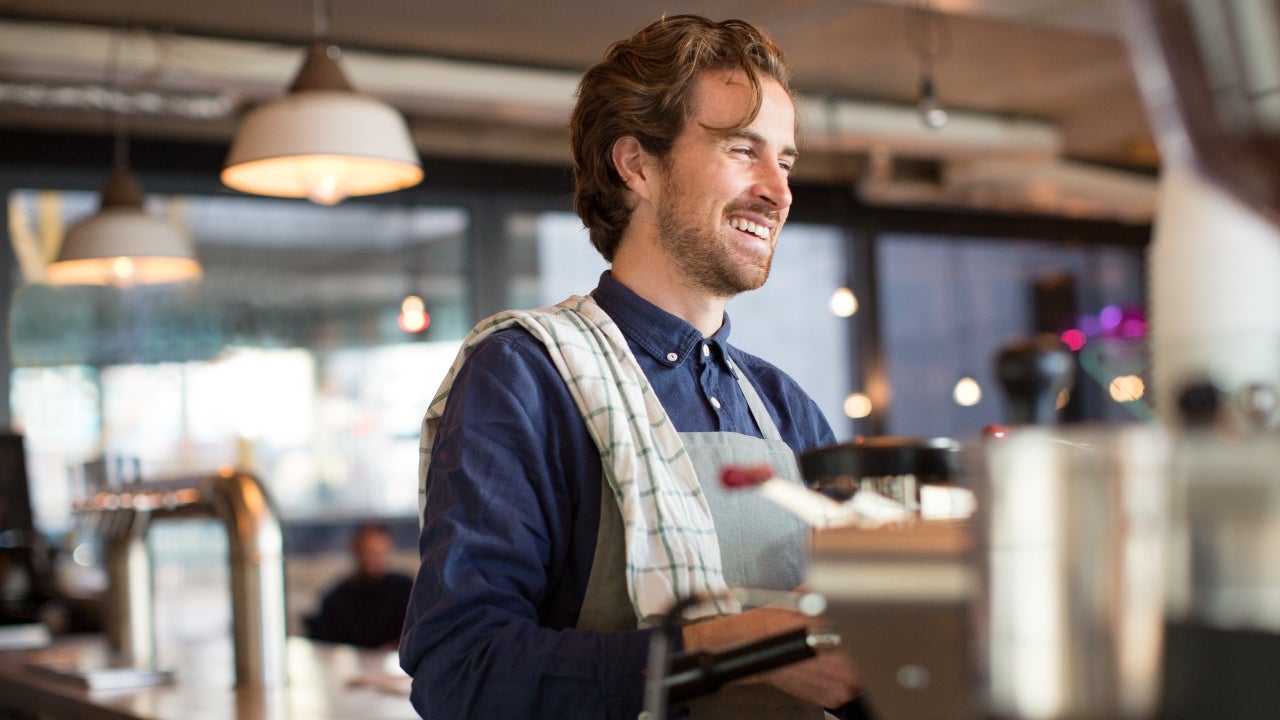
[400,271,835,719]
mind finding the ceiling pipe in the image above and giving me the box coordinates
[0,18,1155,222]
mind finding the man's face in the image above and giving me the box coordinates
[355,530,392,578]
[653,69,797,298]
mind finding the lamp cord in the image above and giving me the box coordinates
[105,25,129,170]
[313,0,331,43]
[905,0,952,74]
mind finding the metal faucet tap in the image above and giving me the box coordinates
[84,469,288,687]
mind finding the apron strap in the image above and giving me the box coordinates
[728,358,784,444]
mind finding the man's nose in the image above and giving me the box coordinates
[754,162,793,211]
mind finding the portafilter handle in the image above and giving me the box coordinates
[664,627,839,705]
[641,591,835,719]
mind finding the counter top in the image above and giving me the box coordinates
[0,635,417,720]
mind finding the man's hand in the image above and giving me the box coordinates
[680,606,861,709]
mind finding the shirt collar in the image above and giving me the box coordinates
[591,271,732,368]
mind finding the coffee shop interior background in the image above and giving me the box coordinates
[0,0,1153,635]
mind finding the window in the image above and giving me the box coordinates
[877,234,1146,439]
[8,190,470,527]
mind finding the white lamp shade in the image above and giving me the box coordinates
[222,90,423,204]
[47,168,202,286]
[49,210,202,286]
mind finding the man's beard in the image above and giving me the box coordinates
[654,179,776,298]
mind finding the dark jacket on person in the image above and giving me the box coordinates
[313,571,414,649]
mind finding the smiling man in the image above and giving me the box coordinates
[401,15,861,720]
[609,66,795,329]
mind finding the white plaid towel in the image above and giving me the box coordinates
[420,295,733,621]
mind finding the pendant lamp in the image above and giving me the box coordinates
[221,42,423,205]
[47,166,202,287]
[46,26,202,287]
[907,0,951,130]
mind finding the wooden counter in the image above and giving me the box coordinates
[0,635,417,720]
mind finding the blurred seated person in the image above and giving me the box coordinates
[309,522,413,649]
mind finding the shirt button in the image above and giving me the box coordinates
[666,352,678,362]
[710,397,722,409]
[702,344,710,357]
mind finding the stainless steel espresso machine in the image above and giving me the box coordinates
[645,3,1280,717]
[806,2,1280,718]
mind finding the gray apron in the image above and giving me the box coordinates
[577,359,822,719]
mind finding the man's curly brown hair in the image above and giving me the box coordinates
[569,15,793,262]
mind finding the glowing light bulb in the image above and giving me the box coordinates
[829,287,859,317]
[399,312,428,333]
[401,295,425,314]
[307,177,344,205]
[297,156,352,205]
[398,294,430,333]
[917,75,948,130]
[919,103,948,130]
[953,376,981,406]
[844,392,873,419]
[110,256,136,286]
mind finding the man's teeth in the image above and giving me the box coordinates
[729,218,770,240]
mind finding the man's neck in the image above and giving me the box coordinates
[610,255,728,338]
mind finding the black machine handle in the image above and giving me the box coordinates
[642,591,838,718]
[663,627,827,705]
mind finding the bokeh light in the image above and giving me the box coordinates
[398,294,430,333]
[1061,328,1086,351]
[953,376,982,406]
[844,392,873,419]
[829,287,858,317]
[1109,375,1145,402]
[1099,305,1123,331]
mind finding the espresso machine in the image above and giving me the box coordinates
[806,2,1280,718]
[646,3,1280,717]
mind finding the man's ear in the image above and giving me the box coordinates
[611,136,657,202]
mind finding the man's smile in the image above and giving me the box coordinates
[728,216,771,240]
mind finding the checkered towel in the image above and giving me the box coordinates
[420,295,733,621]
